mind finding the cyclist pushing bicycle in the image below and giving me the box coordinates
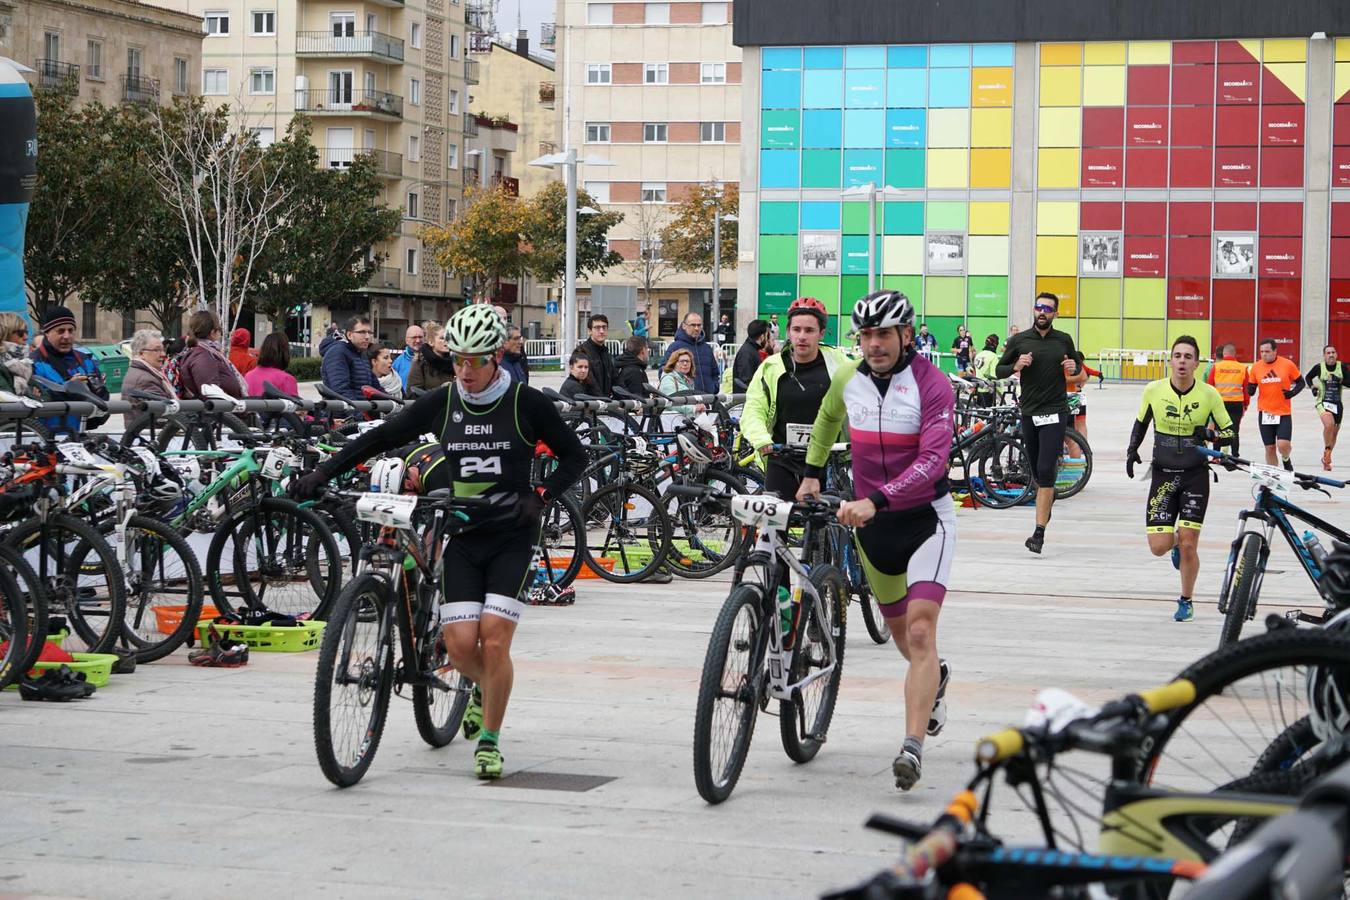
[796,290,956,792]
[291,305,586,779]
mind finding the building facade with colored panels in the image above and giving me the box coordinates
[732,1,1350,365]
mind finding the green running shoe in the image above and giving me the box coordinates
[462,684,483,741]
[475,742,503,780]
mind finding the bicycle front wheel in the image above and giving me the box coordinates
[207,499,343,620]
[314,571,395,787]
[693,584,767,804]
[8,514,127,654]
[664,470,751,579]
[114,515,205,663]
[581,481,671,583]
[1053,428,1093,500]
[0,542,48,674]
[0,559,28,691]
[971,434,1033,509]
[780,564,848,763]
[1219,532,1264,648]
[411,577,471,747]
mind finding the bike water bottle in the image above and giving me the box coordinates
[776,586,793,643]
[959,420,985,442]
[1301,531,1328,570]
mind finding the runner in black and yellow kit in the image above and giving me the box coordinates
[1126,335,1234,623]
[1307,344,1346,472]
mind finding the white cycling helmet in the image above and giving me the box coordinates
[446,304,507,355]
[369,457,406,494]
[851,290,915,334]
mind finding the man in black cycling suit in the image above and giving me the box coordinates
[290,305,585,780]
[995,292,1082,554]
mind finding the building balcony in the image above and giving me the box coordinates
[468,32,493,54]
[296,30,404,63]
[492,174,519,197]
[540,22,556,49]
[366,0,403,9]
[35,58,79,91]
[463,112,478,136]
[463,167,479,187]
[120,74,159,104]
[321,147,402,178]
[296,88,403,119]
[538,81,555,104]
[361,266,402,290]
[464,58,480,84]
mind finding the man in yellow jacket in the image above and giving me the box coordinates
[1205,342,1249,458]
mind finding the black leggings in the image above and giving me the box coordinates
[1217,402,1244,458]
[1021,413,1066,488]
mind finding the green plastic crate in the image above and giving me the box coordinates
[5,652,118,690]
[195,620,326,652]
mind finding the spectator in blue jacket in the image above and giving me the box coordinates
[391,322,424,388]
[659,312,719,394]
[319,314,377,401]
[500,325,529,384]
[29,304,108,434]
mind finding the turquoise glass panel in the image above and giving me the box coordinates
[804,46,844,69]
[887,68,927,108]
[761,150,800,188]
[843,149,884,187]
[886,108,926,148]
[801,109,842,148]
[803,69,843,108]
[844,109,885,148]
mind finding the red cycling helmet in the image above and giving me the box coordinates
[787,296,828,329]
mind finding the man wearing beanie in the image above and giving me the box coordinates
[29,304,108,433]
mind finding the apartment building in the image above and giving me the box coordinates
[149,0,472,346]
[8,0,204,343]
[473,30,558,331]
[555,0,740,340]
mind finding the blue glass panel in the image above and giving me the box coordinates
[761,70,802,109]
[885,108,926,148]
[972,43,1014,66]
[763,47,803,69]
[844,109,885,148]
[761,150,801,188]
[801,201,842,231]
[928,68,971,107]
[804,46,844,69]
[843,149,885,188]
[801,109,843,148]
[887,68,927,108]
[844,69,886,108]
[930,44,971,67]
[802,69,843,108]
[845,46,886,69]
[887,45,928,68]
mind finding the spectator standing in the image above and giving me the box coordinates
[613,336,651,397]
[120,329,174,429]
[713,313,734,346]
[915,323,939,359]
[392,323,425,388]
[574,314,616,397]
[29,304,109,433]
[559,351,591,400]
[726,318,770,392]
[659,348,706,416]
[973,334,1000,379]
[367,343,404,399]
[176,309,248,400]
[660,312,719,393]
[409,322,455,391]
[245,332,300,398]
[319,314,377,402]
[0,312,32,397]
[229,328,258,375]
[500,326,530,384]
[951,324,974,373]
[631,309,650,341]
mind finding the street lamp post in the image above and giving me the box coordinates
[528,149,612,362]
[710,208,738,335]
[841,183,901,294]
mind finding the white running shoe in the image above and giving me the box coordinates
[927,659,951,737]
[892,747,922,791]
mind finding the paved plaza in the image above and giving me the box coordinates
[1,379,1345,899]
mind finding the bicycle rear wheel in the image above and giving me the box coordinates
[664,470,751,579]
[780,565,848,763]
[971,434,1033,509]
[207,499,343,620]
[113,515,205,663]
[0,542,48,674]
[1052,428,1093,500]
[0,560,28,691]
[411,571,471,747]
[581,481,671,583]
[693,584,767,804]
[534,494,584,590]
[314,571,395,787]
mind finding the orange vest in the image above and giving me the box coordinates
[1211,359,1247,403]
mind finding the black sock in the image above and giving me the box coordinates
[1033,524,1045,538]
[1179,595,1191,602]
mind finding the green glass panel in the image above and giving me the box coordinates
[1079,278,1122,318]
[885,149,925,188]
[925,276,966,316]
[966,276,1007,316]
[840,275,870,310]
[761,110,801,149]
[842,202,871,235]
[1123,319,1165,350]
[1167,320,1210,358]
[760,235,798,274]
[882,201,924,235]
[758,274,797,314]
[823,316,841,347]
[923,315,963,350]
[967,317,1008,347]
[802,150,842,188]
[799,275,841,314]
[927,201,968,231]
[1078,318,1121,356]
[759,202,800,235]
[1123,278,1166,319]
[881,274,923,313]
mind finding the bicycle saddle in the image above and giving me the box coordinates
[262,383,305,404]
[315,384,346,402]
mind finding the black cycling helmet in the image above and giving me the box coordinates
[851,290,915,334]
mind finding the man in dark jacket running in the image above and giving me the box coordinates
[613,337,651,397]
[660,312,719,394]
[573,314,616,397]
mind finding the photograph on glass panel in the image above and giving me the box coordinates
[925,232,966,275]
[1213,234,1255,278]
[1079,232,1122,277]
[799,232,840,275]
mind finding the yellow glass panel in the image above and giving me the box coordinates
[1040,43,1083,66]
[970,149,1011,188]
[1336,63,1350,105]
[1167,320,1211,359]
[971,108,1013,147]
[1037,201,1079,236]
[1039,66,1082,107]
[927,149,969,189]
[1083,42,1126,65]
[1038,107,1081,148]
[1082,65,1126,106]
[1035,237,1078,277]
[1338,38,1350,63]
[881,236,924,275]
[970,202,1010,235]
[928,108,971,148]
[1265,62,1307,103]
[1127,41,1170,65]
[1037,148,1080,189]
[1263,39,1307,63]
[1036,276,1078,316]
[972,67,1013,107]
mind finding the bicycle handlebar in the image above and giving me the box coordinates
[1200,447,1348,489]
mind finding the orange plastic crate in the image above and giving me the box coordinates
[152,604,220,636]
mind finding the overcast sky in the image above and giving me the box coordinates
[494,0,556,52]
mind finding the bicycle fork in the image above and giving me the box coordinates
[1218,510,1272,620]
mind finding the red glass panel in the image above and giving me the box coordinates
[1335,105,1350,146]
[1332,203,1350,238]
[1258,239,1301,278]
[1329,322,1350,355]
[1212,320,1254,360]
[1332,239,1350,279]
[1170,148,1213,187]
[1080,201,1122,231]
[1261,105,1304,147]
[1171,105,1214,147]
[1127,66,1170,105]
[1216,64,1260,104]
[1082,107,1125,147]
[1216,105,1259,145]
[1256,321,1300,362]
[1217,41,1258,64]
[1213,279,1256,320]
[1124,201,1167,235]
[1168,236,1211,276]
[1170,202,1213,236]
[1174,41,1217,64]
[1214,202,1257,231]
[1171,65,1216,104]
[1259,147,1303,188]
[1081,149,1124,188]
[1258,202,1303,237]
[1168,277,1210,319]
[1257,277,1301,318]
[1329,280,1350,321]
[1125,148,1167,187]
[1126,106,1169,147]
[1333,148,1350,187]
[1123,235,1166,277]
[1214,147,1258,187]
[1260,68,1303,106]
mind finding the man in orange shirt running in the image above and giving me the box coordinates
[1247,338,1305,470]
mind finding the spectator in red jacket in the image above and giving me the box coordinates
[229,328,258,375]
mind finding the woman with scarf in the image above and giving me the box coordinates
[409,321,455,391]
[176,310,248,400]
[120,329,176,429]
[0,312,32,397]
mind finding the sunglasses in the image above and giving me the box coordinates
[452,354,493,369]
[1033,303,1056,313]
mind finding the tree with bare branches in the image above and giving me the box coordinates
[621,202,675,313]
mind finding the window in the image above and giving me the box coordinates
[126,47,141,78]
[644,63,668,84]
[408,134,420,161]
[406,247,419,275]
[406,190,419,219]
[447,143,458,168]
[586,64,611,84]
[204,11,229,35]
[700,121,725,143]
[81,302,97,340]
[409,78,421,105]
[203,68,229,95]
[641,182,667,202]
[174,57,188,93]
[86,40,103,80]
[449,34,459,57]
[44,32,59,61]
[640,239,663,262]
[587,3,612,24]
[449,89,459,114]
[700,62,726,84]
[584,181,610,203]
[447,198,458,219]
[585,121,610,143]
[249,67,275,94]
[410,22,421,48]
[330,12,354,36]
[250,10,275,35]
[251,126,275,146]
[702,2,727,23]
[643,122,667,143]
[646,3,670,24]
